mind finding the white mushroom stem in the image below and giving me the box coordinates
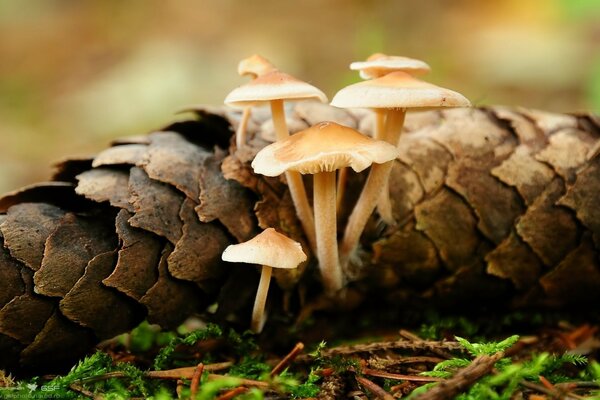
[251,265,272,333]
[338,110,386,212]
[270,100,317,254]
[235,107,252,149]
[339,109,406,270]
[376,109,406,224]
[314,171,343,293]
[336,167,348,211]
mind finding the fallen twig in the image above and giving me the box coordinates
[270,342,304,377]
[413,352,505,400]
[356,375,395,400]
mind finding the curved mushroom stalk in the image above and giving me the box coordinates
[251,265,272,333]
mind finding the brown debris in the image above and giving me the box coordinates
[33,213,117,298]
[140,243,205,329]
[75,168,134,211]
[414,189,480,271]
[0,203,66,271]
[60,250,143,339]
[92,144,147,167]
[447,156,524,244]
[413,352,505,400]
[103,210,162,300]
[128,167,184,244]
[516,178,578,266]
[167,199,230,291]
[139,131,210,200]
[196,152,258,242]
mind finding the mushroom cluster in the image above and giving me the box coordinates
[222,54,470,331]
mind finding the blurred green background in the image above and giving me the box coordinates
[1,0,599,194]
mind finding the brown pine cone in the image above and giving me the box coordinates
[0,103,598,374]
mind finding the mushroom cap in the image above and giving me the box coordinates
[351,53,431,79]
[237,54,276,78]
[225,70,328,108]
[252,121,398,176]
[221,228,306,269]
[330,71,471,110]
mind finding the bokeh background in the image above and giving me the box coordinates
[1,0,599,194]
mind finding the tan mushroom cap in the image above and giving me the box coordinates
[351,53,431,79]
[331,71,471,110]
[221,228,306,270]
[252,121,398,176]
[225,70,328,108]
[237,54,276,78]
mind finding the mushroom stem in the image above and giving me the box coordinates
[384,108,406,146]
[375,109,406,224]
[336,167,348,211]
[314,171,342,293]
[235,107,252,149]
[339,162,393,269]
[374,109,386,140]
[270,100,317,254]
[251,265,273,333]
[340,109,406,270]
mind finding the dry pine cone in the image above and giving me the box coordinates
[0,102,599,373]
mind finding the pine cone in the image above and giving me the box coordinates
[0,103,598,374]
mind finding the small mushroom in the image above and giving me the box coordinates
[331,71,471,269]
[225,69,328,255]
[221,228,306,333]
[234,55,277,149]
[252,121,398,294]
[350,53,431,80]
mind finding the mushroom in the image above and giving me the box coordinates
[234,55,277,149]
[331,71,471,269]
[221,228,306,333]
[252,121,398,293]
[348,53,431,222]
[350,53,431,80]
[337,54,432,220]
[225,69,327,255]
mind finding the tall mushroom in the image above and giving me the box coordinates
[234,55,277,149]
[221,228,306,333]
[331,71,471,269]
[348,53,432,222]
[252,121,398,294]
[225,69,328,255]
